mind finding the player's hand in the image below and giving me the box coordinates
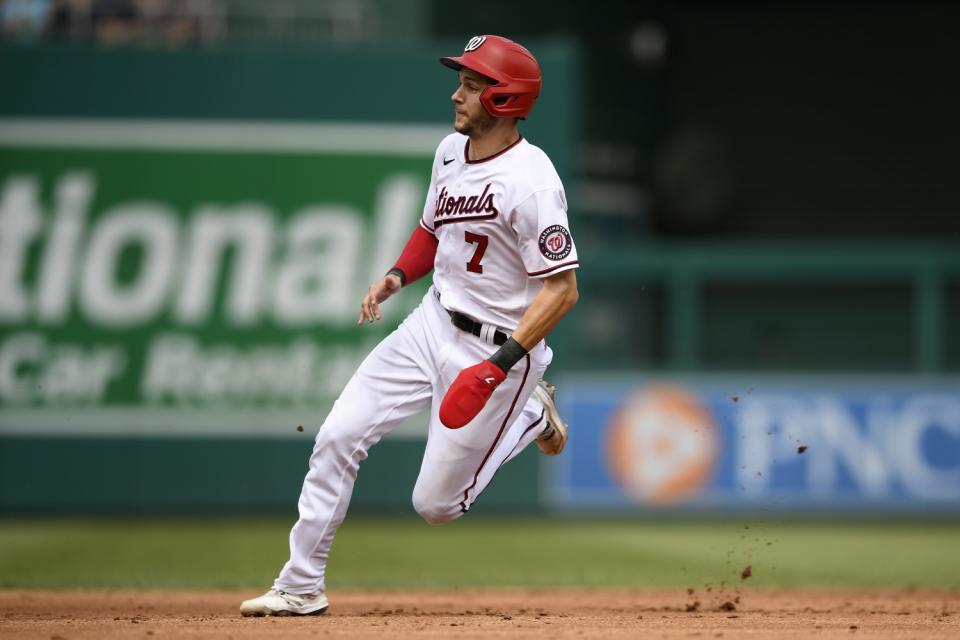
[439,360,507,429]
[358,274,402,325]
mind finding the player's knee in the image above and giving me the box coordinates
[411,490,461,526]
[415,504,460,526]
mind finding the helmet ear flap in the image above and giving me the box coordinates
[480,85,537,119]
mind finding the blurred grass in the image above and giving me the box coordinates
[0,516,958,589]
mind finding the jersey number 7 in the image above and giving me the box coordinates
[465,231,488,274]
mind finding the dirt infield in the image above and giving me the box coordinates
[1,588,958,639]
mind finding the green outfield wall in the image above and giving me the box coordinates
[3,42,957,514]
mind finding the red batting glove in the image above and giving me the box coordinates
[439,361,507,429]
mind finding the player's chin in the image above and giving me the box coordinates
[454,117,471,135]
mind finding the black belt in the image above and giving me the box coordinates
[447,309,509,346]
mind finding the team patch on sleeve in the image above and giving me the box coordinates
[538,225,573,261]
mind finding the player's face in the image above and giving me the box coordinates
[451,68,496,136]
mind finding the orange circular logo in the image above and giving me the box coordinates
[606,385,719,504]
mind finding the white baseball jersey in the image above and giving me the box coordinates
[420,133,579,331]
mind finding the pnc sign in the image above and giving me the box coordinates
[552,378,960,511]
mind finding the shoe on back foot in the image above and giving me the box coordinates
[533,380,569,456]
[240,588,328,617]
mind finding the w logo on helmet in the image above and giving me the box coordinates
[464,36,486,52]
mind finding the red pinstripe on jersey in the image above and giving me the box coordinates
[459,353,531,513]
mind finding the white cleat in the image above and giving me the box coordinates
[533,380,569,456]
[240,588,329,617]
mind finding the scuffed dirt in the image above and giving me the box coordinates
[1,588,958,639]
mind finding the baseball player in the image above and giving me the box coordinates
[240,34,579,617]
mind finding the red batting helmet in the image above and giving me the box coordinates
[440,35,542,119]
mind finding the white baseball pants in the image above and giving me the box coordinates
[274,287,552,594]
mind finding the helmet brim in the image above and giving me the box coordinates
[439,56,502,85]
[439,57,463,71]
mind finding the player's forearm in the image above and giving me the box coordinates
[511,270,579,350]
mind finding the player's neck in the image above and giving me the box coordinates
[467,122,520,161]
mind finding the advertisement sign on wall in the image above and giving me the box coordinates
[0,120,445,437]
[549,377,960,511]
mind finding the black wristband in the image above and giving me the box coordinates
[488,337,528,374]
[386,267,406,287]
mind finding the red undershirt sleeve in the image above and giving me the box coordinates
[390,225,439,286]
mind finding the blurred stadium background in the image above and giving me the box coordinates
[1,0,958,591]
